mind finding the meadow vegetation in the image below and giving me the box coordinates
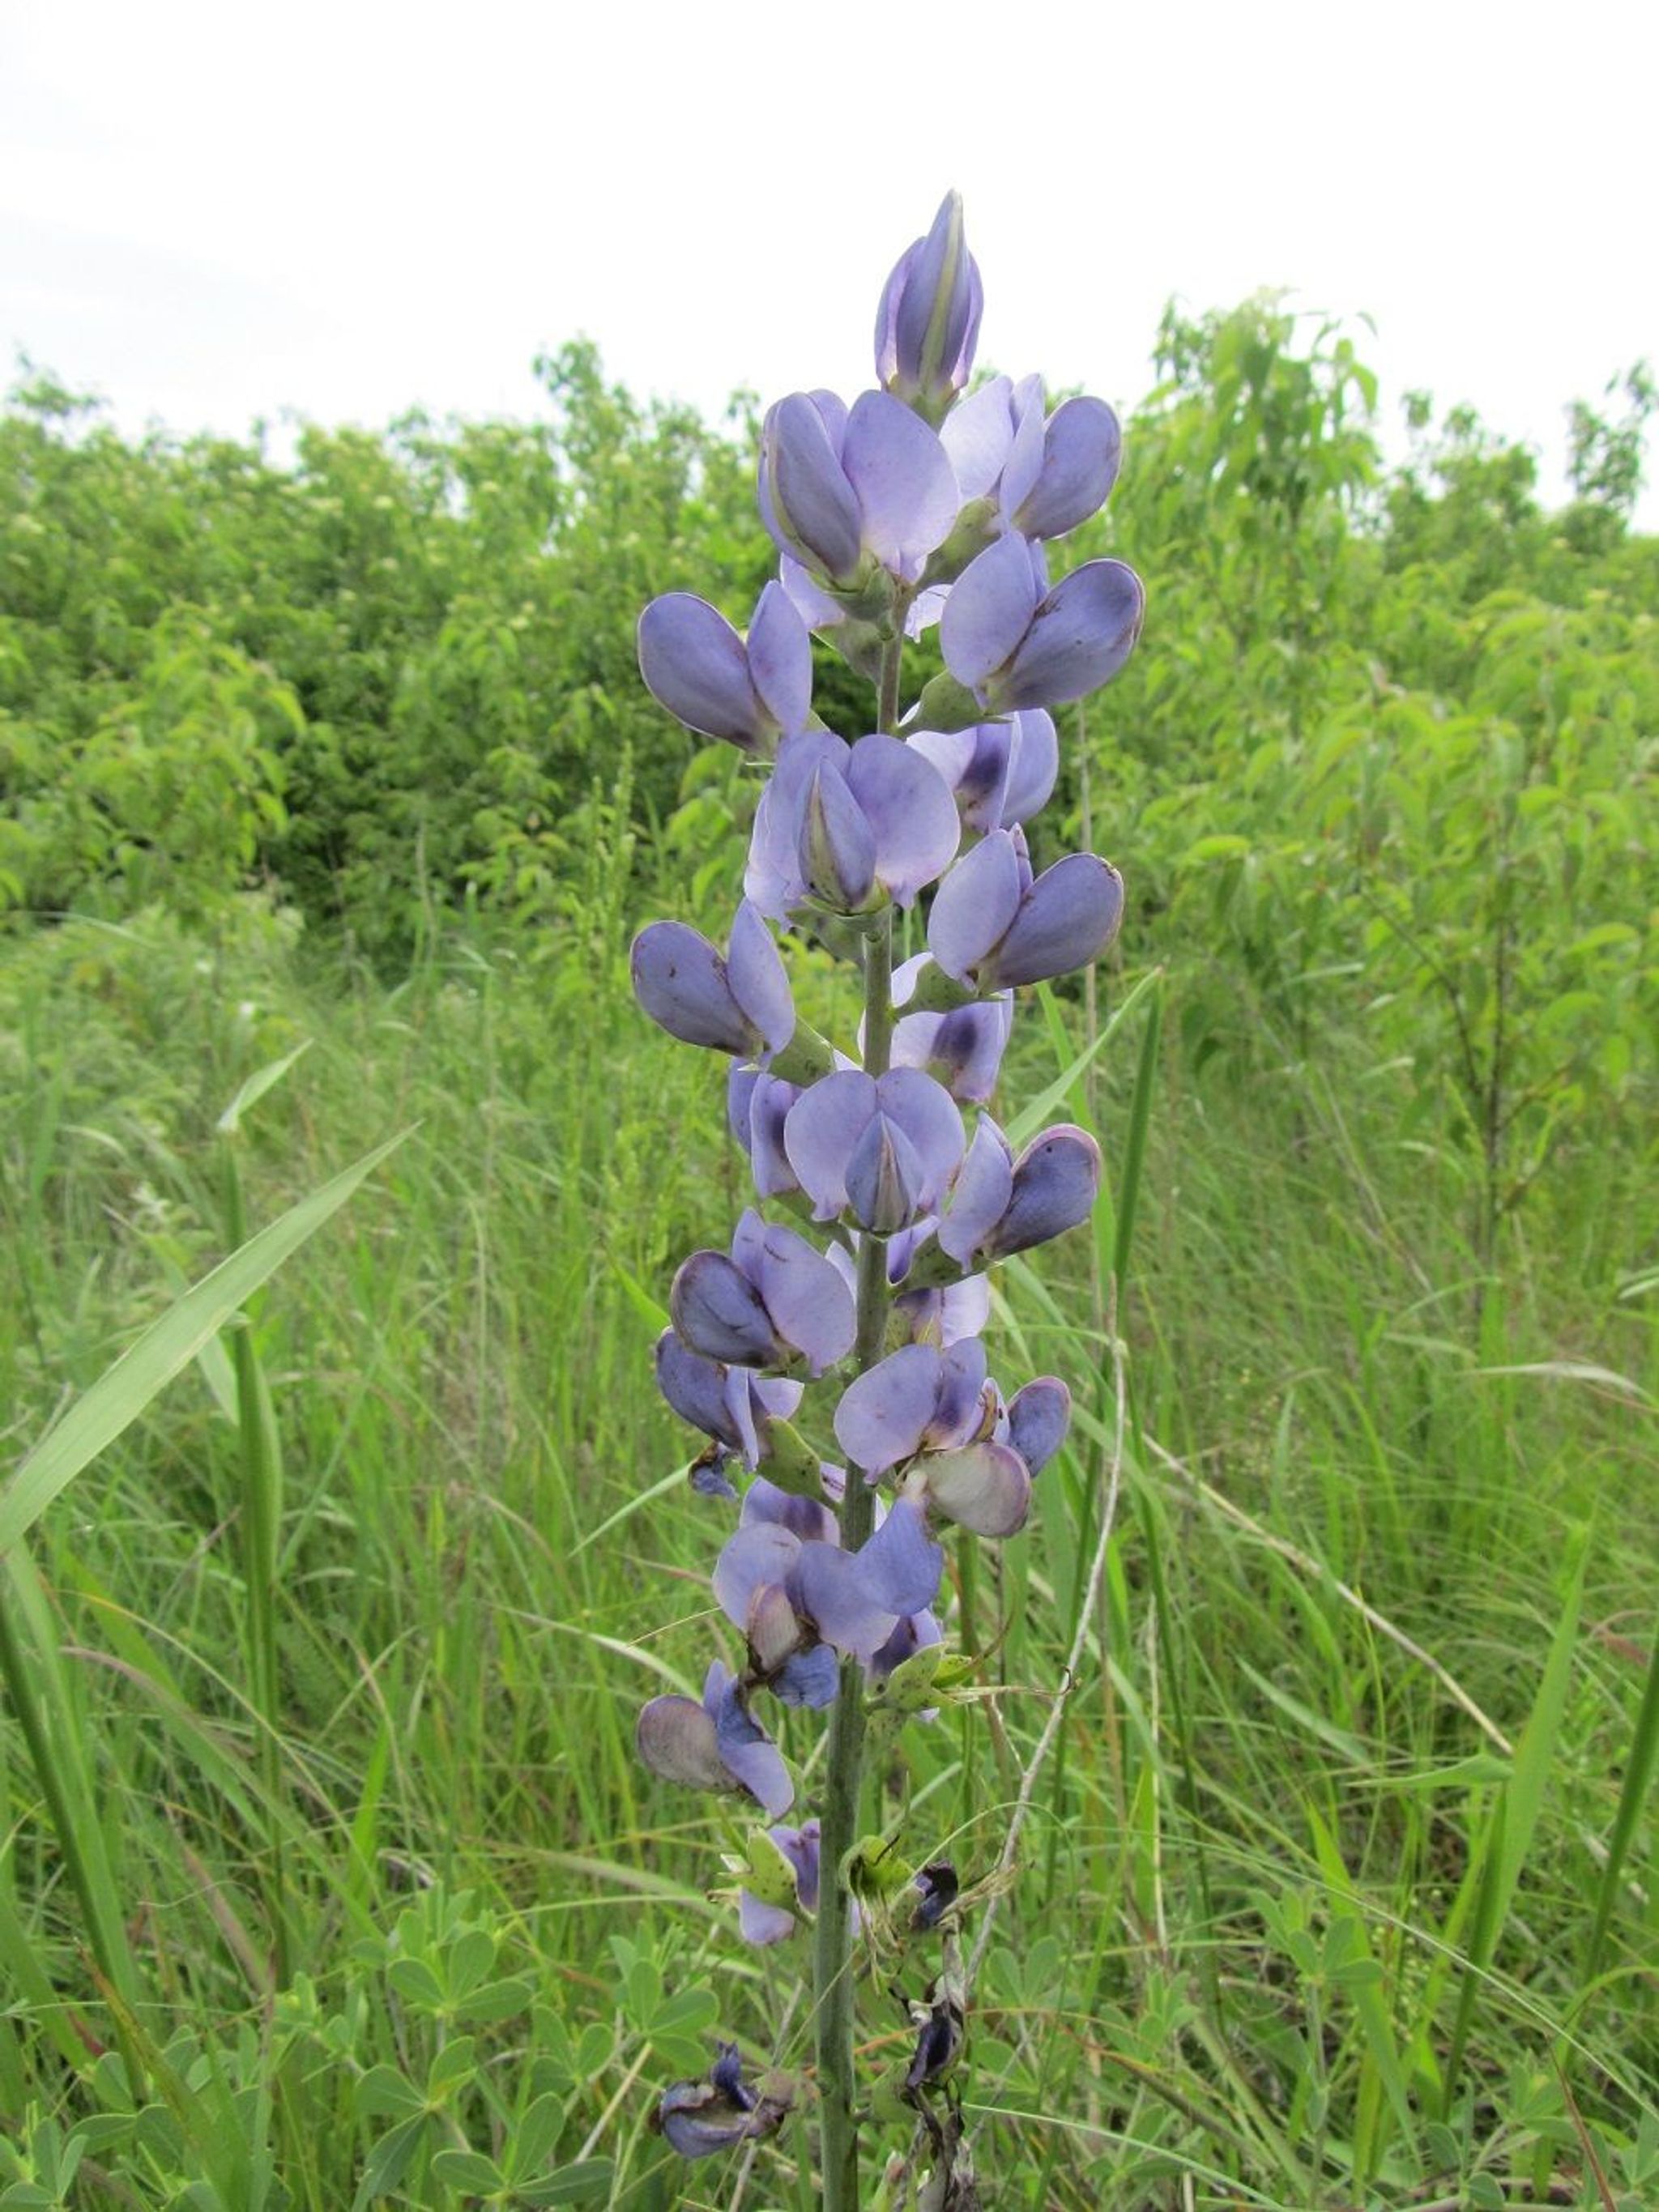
[0,310,1654,2207]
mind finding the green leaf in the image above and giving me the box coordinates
[216,1042,312,1136]
[355,2067,424,2121]
[430,2148,505,2193]
[0,1128,412,1554]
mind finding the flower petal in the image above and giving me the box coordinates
[713,1523,800,1633]
[986,853,1124,989]
[940,532,1043,689]
[632,923,755,1055]
[834,1344,943,1477]
[845,734,961,908]
[1000,710,1060,827]
[938,1115,1014,1264]
[1010,394,1122,540]
[842,391,960,580]
[927,829,1024,982]
[923,1440,1032,1536]
[671,1251,778,1366]
[941,375,1013,501]
[750,1219,858,1374]
[875,1068,966,1212]
[1007,1376,1072,1476]
[792,1541,900,1660]
[638,594,766,749]
[655,1330,740,1448]
[746,581,813,737]
[726,901,795,1056]
[855,1495,943,1615]
[637,1694,730,1794]
[761,394,863,584]
[783,1069,875,1221]
[995,556,1145,710]
[983,1124,1102,1259]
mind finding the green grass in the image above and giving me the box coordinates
[0,901,1654,2210]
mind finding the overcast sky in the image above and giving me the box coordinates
[3,0,1655,522]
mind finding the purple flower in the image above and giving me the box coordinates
[875,191,983,420]
[746,731,960,921]
[727,1065,804,1200]
[940,373,1121,542]
[783,1068,964,1234]
[834,1338,1032,1538]
[637,1660,792,1817]
[932,535,1144,715]
[937,1115,1102,1266]
[638,582,812,757]
[1004,1375,1072,1475]
[716,1478,945,1669]
[906,711,1058,837]
[737,1818,824,1946]
[654,1330,804,1471]
[671,1208,856,1377]
[656,2043,791,2159]
[928,828,1124,991]
[759,390,959,594]
[631,901,793,1060]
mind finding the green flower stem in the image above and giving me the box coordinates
[814,637,903,2212]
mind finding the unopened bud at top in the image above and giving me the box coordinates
[876,192,983,422]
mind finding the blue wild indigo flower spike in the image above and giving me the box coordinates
[875,190,983,422]
[637,582,813,757]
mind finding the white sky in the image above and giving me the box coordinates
[2,0,1656,522]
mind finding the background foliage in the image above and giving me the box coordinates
[0,311,1654,2207]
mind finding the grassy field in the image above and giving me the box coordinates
[0,896,1653,2210]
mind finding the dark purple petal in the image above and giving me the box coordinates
[657,2045,789,2159]
[844,735,961,908]
[637,1695,730,1795]
[842,391,960,581]
[940,533,1044,690]
[938,1115,1014,1264]
[985,854,1124,988]
[706,1663,794,1816]
[1009,395,1123,540]
[761,394,864,585]
[928,830,1024,983]
[1007,1377,1072,1476]
[638,594,767,750]
[993,558,1145,712]
[923,1440,1032,1536]
[632,923,756,1055]
[855,1496,944,1615]
[982,1125,1102,1259]
[749,1219,857,1374]
[671,1251,777,1366]
[746,582,812,736]
[774,1643,840,1708]
[744,1072,801,1200]
[868,1605,943,1683]
[834,1344,943,1476]
[726,901,795,1056]
[655,1330,741,1450]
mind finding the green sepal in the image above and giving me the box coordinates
[754,1418,824,1497]
[768,1022,835,1086]
[736,1827,799,1911]
[905,961,982,1014]
[842,1834,915,1904]
[868,1643,948,1718]
[910,670,983,735]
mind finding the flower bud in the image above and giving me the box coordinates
[875,191,984,421]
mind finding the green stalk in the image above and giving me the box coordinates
[813,638,902,2212]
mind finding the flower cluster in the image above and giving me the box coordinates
[631,193,1141,2188]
